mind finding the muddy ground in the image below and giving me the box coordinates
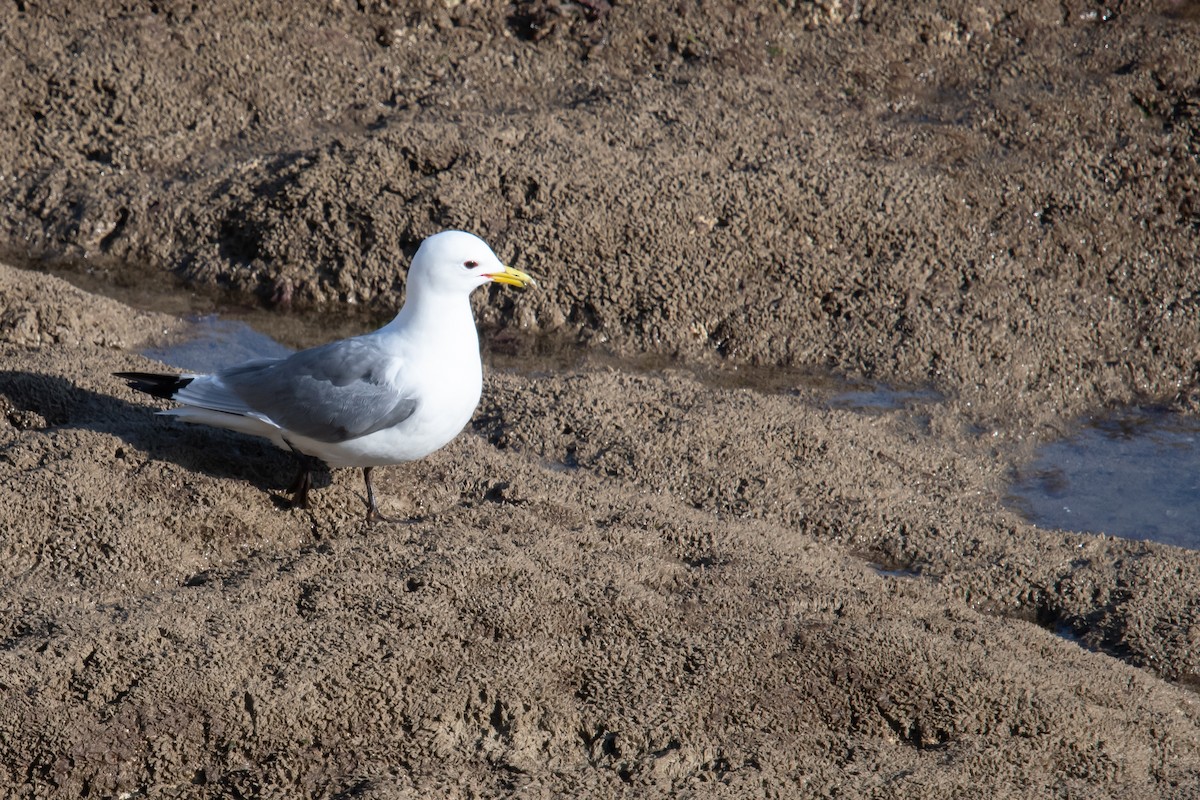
[2,1,1200,797]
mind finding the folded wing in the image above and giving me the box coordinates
[174,338,418,443]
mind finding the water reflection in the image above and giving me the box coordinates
[1007,409,1200,549]
[829,383,943,413]
[141,315,293,373]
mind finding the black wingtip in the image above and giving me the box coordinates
[114,371,194,400]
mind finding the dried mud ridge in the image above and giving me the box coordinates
[2,2,1200,797]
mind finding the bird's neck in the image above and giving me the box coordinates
[382,289,479,347]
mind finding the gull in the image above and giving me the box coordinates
[116,230,536,522]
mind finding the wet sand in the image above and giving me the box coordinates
[2,2,1200,797]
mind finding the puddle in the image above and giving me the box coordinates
[829,383,943,413]
[17,255,945,416]
[1006,408,1200,549]
[452,316,944,413]
[148,329,945,434]
[142,309,944,426]
[868,563,923,580]
[142,315,294,373]
[29,255,387,352]
[140,308,1196,554]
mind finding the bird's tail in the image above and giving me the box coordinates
[113,371,195,400]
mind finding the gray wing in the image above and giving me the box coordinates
[218,337,418,443]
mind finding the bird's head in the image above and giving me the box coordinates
[408,231,536,297]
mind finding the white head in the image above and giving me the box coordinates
[406,230,535,298]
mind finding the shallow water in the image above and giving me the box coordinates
[37,259,383,352]
[28,256,946,416]
[145,310,945,418]
[1007,409,1200,549]
[829,383,943,413]
[142,315,294,373]
[136,309,1200,553]
[54,259,1196,553]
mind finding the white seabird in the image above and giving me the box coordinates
[116,230,536,522]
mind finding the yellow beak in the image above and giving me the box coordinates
[487,265,537,289]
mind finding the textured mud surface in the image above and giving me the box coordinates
[3,2,1200,797]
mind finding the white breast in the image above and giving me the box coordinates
[289,326,484,469]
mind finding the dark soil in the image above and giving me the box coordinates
[2,2,1200,797]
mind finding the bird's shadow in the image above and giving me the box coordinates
[0,370,331,496]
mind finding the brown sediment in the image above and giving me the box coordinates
[2,2,1200,796]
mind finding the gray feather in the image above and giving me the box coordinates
[219,338,418,442]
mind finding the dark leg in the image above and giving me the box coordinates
[362,467,395,523]
[283,443,324,510]
[287,459,314,508]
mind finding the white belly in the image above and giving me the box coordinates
[293,386,481,468]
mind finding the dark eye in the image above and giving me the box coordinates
[463,260,479,269]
